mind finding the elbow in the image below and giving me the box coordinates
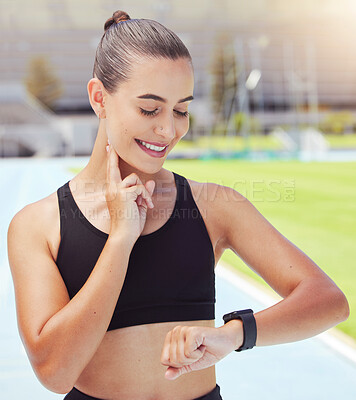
[32,358,76,394]
[328,285,350,325]
[337,290,350,323]
[25,335,80,394]
[309,276,350,327]
[24,330,87,395]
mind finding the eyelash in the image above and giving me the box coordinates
[139,108,189,118]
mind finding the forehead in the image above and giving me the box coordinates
[117,57,194,101]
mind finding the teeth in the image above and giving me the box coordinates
[137,139,166,152]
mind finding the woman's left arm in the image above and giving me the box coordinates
[161,184,349,379]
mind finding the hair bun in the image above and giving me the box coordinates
[104,10,131,32]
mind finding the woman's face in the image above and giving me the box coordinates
[104,57,194,174]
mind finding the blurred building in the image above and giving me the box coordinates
[1,0,356,155]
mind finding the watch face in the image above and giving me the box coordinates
[223,309,253,323]
[223,308,253,322]
[232,309,253,317]
[223,313,234,323]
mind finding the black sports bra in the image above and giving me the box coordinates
[55,171,216,330]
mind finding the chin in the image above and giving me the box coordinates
[139,163,165,175]
[124,158,165,175]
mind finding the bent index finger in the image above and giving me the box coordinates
[107,144,122,183]
[185,328,204,360]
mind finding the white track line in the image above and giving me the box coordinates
[216,260,356,365]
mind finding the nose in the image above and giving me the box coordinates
[154,114,175,142]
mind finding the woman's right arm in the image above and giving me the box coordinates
[8,205,133,394]
[7,145,155,394]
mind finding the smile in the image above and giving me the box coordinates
[135,139,169,158]
[135,139,168,152]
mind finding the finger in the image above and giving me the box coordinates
[169,326,180,367]
[126,184,154,209]
[184,328,205,361]
[118,173,154,205]
[105,156,117,202]
[161,330,172,366]
[145,180,155,197]
[107,144,122,183]
[121,172,142,188]
[116,174,154,209]
[143,182,154,209]
[188,344,206,363]
[121,174,154,197]
[137,195,143,206]
[177,327,189,365]
[165,365,191,381]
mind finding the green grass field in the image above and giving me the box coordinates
[325,133,356,148]
[174,134,283,151]
[163,159,356,339]
[174,133,356,151]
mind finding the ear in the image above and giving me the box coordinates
[87,78,107,119]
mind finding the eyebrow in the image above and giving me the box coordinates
[137,94,194,103]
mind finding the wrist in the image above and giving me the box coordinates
[107,233,135,253]
[222,319,244,352]
[222,309,257,351]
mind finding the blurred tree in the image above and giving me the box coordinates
[320,111,356,134]
[210,32,239,136]
[233,112,261,135]
[24,55,63,111]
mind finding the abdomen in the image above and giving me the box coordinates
[75,320,216,400]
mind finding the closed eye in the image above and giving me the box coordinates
[174,110,189,118]
[139,108,189,118]
[139,108,158,117]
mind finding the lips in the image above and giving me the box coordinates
[135,139,169,147]
[135,138,169,158]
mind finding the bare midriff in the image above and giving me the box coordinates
[74,320,217,400]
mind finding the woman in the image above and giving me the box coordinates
[7,10,349,400]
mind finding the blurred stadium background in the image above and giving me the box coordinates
[1,3,356,398]
[1,0,356,159]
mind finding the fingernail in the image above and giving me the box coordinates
[106,144,109,153]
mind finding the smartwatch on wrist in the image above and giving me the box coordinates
[223,309,257,352]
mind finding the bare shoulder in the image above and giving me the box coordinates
[186,177,246,220]
[9,190,59,235]
[8,190,61,263]
[186,178,245,263]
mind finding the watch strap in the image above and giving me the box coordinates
[236,311,257,351]
[223,309,257,352]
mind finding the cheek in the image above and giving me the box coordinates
[106,122,130,150]
[176,118,190,138]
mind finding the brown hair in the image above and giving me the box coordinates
[93,10,192,94]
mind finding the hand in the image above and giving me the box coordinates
[160,321,243,380]
[105,143,155,242]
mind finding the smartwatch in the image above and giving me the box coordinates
[223,309,257,352]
